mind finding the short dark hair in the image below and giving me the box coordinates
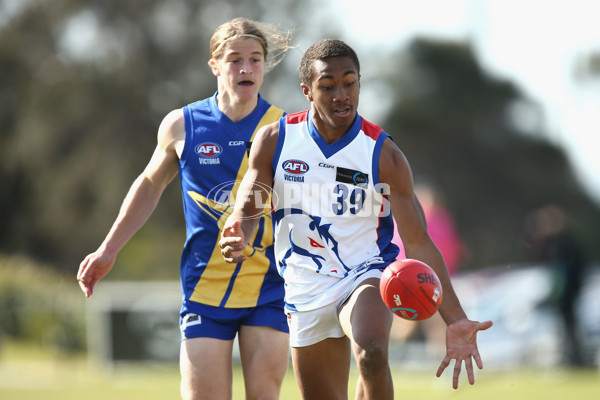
[299,39,360,86]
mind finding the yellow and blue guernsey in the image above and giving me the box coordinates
[179,93,284,315]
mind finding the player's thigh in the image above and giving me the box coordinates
[291,337,351,400]
[238,325,289,396]
[339,277,392,345]
[180,337,234,400]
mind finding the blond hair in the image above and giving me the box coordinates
[209,18,293,72]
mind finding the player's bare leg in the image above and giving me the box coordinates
[238,325,289,400]
[291,337,351,400]
[180,337,234,400]
[339,278,394,400]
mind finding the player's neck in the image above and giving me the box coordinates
[310,111,355,144]
[217,91,258,123]
[318,127,345,144]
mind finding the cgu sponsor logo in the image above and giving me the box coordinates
[195,143,223,158]
[282,159,309,175]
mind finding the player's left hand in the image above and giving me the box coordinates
[219,220,248,263]
[436,317,493,389]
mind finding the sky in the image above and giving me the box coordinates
[322,0,600,204]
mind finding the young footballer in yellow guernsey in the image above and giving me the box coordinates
[220,39,493,399]
[78,18,293,400]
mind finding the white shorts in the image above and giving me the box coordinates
[286,269,382,347]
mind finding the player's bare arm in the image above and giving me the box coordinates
[378,137,466,322]
[220,121,279,263]
[97,109,182,254]
[77,109,183,297]
[379,137,493,388]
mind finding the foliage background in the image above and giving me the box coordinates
[1,0,600,355]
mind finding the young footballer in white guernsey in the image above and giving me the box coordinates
[78,18,293,400]
[221,39,493,399]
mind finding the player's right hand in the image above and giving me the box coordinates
[219,220,248,263]
[77,251,115,298]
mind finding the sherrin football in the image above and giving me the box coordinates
[379,259,443,320]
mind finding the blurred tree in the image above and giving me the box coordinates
[1,1,598,278]
[380,38,600,269]
[574,50,600,82]
[0,0,303,278]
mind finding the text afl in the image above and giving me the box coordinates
[282,159,309,175]
[195,143,223,158]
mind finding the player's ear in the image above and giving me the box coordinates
[208,58,220,77]
[301,83,313,101]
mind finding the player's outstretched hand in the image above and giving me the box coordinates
[436,317,493,389]
[219,220,248,263]
[77,251,115,298]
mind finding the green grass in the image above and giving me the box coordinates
[1,341,598,399]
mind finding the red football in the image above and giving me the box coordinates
[379,259,443,321]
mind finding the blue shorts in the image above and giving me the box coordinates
[180,300,289,341]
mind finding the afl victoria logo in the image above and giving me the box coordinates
[282,159,309,175]
[195,142,222,158]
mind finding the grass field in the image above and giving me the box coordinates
[1,341,598,399]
